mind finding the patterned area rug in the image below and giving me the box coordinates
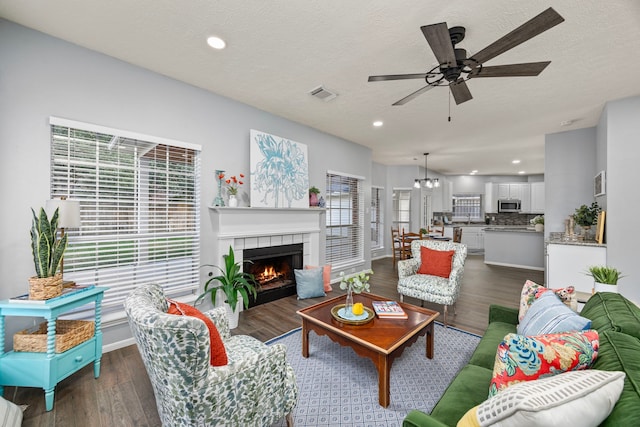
[268,323,481,427]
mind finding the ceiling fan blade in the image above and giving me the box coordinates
[368,73,429,82]
[421,23,457,67]
[470,61,551,78]
[449,79,473,105]
[392,85,435,106]
[471,8,564,65]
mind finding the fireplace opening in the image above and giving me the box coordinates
[243,243,303,308]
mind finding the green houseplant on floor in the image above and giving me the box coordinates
[196,246,257,329]
[586,265,623,294]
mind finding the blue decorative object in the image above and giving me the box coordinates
[213,169,225,207]
[318,196,325,208]
[250,130,309,208]
[294,268,325,299]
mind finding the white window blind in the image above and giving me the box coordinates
[325,173,363,266]
[453,195,482,221]
[371,187,383,249]
[50,121,201,316]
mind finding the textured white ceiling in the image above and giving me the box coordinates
[1,0,639,175]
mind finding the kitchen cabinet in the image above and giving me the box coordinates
[484,183,497,213]
[520,184,531,213]
[442,180,453,212]
[530,182,545,213]
[546,243,606,294]
[498,183,527,200]
[461,227,484,250]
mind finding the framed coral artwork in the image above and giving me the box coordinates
[250,130,309,208]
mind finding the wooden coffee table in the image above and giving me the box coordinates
[296,292,439,407]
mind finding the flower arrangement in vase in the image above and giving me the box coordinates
[220,172,244,207]
[339,270,373,317]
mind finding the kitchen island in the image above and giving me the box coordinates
[483,227,544,271]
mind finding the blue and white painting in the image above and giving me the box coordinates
[250,130,309,208]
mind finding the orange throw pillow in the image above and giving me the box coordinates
[417,246,455,278]
[167,299,228,366]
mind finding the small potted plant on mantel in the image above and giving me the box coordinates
[586,265,623,294]
[196,246,257,329]
[309,186,321,207]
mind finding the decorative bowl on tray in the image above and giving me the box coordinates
[330,304,375,325]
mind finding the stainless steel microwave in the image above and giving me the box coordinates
[498,199,521,213]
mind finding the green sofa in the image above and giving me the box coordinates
[403,292,640,427]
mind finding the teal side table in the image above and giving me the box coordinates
[0,286,107,411]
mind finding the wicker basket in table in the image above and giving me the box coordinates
[14,320,95,353]
[28,274,63,300]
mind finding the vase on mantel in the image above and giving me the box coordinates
[214,169,225,207]
[228,194,238,208]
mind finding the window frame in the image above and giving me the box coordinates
[370,186,383,250]
[49,117,202,318]
[325,171,364,268]
[392,189,412,233]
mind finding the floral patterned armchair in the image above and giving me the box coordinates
[124,283,298,426]
[397,240,468,325]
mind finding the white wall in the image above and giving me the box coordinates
[603,96,640,302]
[544,127,597,237]
[0,19,372,347]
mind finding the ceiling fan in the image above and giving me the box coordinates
[368,7,564,106]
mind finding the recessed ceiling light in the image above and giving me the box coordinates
[512,159,521,164]
[206,36,226,50]
[518,171,526,174]
[470,170,478,175]
[560,119,575,126]
[373,121,383,127]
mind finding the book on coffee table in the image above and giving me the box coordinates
[372,301,408,319]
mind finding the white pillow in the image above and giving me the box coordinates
[457,370,625,427]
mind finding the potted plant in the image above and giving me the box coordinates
[530,215,544,232]
[196,246,257,329]
[309,186,321,206]
[586,265,623,294]
[29,207,67,300]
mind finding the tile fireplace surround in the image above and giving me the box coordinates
[209,206,325,277]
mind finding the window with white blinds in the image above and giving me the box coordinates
[371,187,383,249]
[50,118,201,316]
[325,172,363,266]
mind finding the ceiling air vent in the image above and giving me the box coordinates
[308,85,337,102]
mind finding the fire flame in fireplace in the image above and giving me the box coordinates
[256,266,281,283]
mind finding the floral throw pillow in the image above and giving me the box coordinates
[519,280,577,321]
[488,330,599,398]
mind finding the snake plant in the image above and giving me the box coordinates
[30,207,68,278]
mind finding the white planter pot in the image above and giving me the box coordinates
[593,282,618,294]
[228,195,238,207]
[534,223,544,232]
[214,289,243,329]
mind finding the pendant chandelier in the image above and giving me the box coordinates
[414,152,439,189]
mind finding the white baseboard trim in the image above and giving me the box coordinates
[483,261,544,271]
[103,337,137,354]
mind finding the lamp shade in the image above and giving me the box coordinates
[45,198,81,229]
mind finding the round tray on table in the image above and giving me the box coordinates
[330,304,375,325]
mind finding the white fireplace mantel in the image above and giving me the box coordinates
[208,206,325,269]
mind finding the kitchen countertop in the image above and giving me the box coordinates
[546,238,606,248]
[483,226,540,233]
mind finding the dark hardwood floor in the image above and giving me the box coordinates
[8,255,543,426]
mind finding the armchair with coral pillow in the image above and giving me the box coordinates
[124,283,297,426]
[397,239,468,325]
